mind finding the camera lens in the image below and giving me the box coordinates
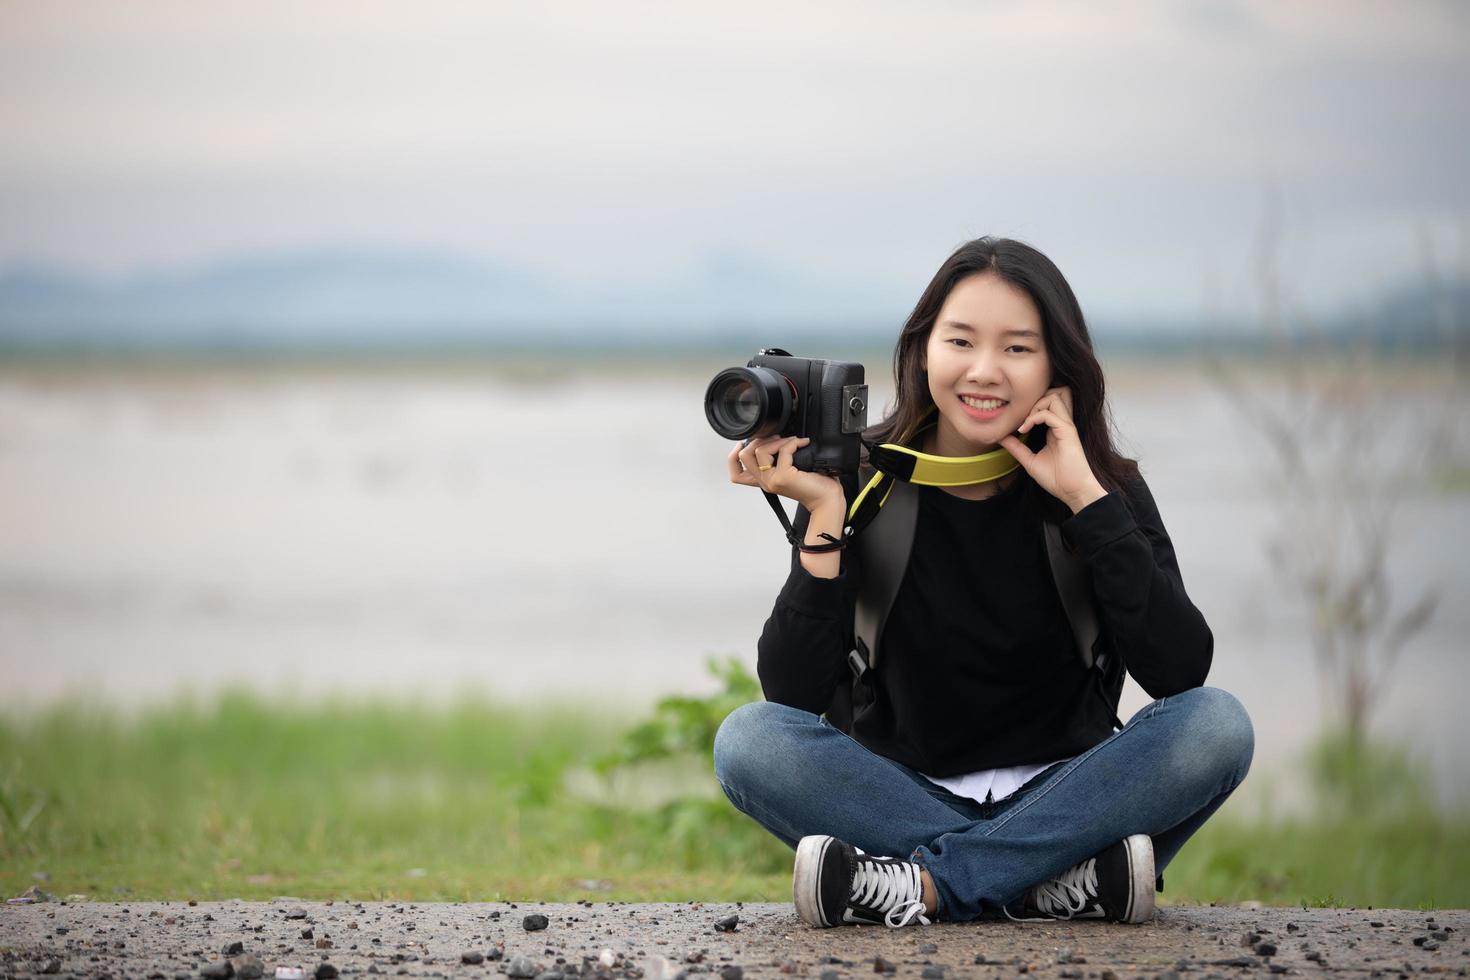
[705,366,793,440]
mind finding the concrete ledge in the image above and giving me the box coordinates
[2,901,1464,979]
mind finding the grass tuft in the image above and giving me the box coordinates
[1,665,1465,907]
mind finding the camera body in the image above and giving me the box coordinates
[704,348,868,475]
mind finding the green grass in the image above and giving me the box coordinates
[2,676,1467,908]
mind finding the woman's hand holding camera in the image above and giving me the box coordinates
[727,436,844,511]
[998,386,1108,514]
[727,436,846,579]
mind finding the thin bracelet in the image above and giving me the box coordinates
[789,530,846,554]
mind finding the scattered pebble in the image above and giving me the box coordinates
[284,908,309,920]
[713,914,739,933]
[921,967,945,979]
[200,962,234,979]
[7,885,55,905]
[222,941,245,956]
[918,942,938,954]
[462,951,485,964]
[231,954,264,979]
[719,967,743,980]
[313,964,338,980]
[506,954,539,978]
[1255,942,1279,957]
[524,913,550,932]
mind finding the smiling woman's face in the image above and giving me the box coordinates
[921,272,1052,456]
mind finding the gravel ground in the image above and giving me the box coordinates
[1,900,1465,980]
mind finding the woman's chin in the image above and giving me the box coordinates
[938,424,1003,456]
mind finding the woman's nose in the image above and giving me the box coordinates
[964,352,1003,383]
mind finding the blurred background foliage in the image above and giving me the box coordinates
[2,657,1466,909]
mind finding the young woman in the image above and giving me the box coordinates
[713,237,1253,929]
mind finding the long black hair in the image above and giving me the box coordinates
[863,236,1140,523]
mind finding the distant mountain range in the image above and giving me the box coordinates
[0,248,1464,355]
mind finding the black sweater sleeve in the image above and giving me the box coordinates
[754,504,857,714]
[1059,474,1213,698]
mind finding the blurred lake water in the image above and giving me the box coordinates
[1,358,1466,809]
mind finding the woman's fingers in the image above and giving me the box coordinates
[1019,407,1072,435]
[737,437,777,476]
[727,443,760,486]
[771,437,801,477]
[1033,387,1074,423]
[733,436,808,491]
[757,436,807,491]
[999,433,1037,466]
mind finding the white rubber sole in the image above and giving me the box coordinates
[1121,833,1156,924]
[792,834,836,928]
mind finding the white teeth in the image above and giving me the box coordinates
[961,395,1006,410]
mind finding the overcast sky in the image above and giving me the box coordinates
[2,0,1468,323]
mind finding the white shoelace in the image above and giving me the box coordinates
[1005,857,1099,922]
[850,853,932,927]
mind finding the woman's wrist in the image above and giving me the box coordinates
[799,495,846,579]
[1066,481,1109,514]
[803,488,847,519]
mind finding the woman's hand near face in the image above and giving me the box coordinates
[998,386,1109,514]
[727,436,847,579]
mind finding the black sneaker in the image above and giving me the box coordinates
[1005,834,1155,924]
[792,834,933,928]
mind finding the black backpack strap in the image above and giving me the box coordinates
[851,478,920,679]
[1042,520,1102,671]
[1044,520,1125,729]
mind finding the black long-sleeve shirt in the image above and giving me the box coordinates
[755,474,1213,776]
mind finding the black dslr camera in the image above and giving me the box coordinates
[704,348,868,475]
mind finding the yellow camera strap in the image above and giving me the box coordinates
[846,418,1020,533]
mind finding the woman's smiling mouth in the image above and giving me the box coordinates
[958,394,1008,420]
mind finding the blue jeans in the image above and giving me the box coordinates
[712,685,1254,922]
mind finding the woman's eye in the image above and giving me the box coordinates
[1007,345,1033,354]
[948,338,972,348]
